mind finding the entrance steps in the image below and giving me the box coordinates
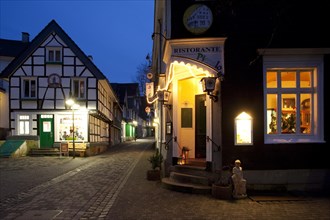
[161,159,215,194]
[29,148,61,156]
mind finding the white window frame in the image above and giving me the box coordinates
[18,115,30,135]
[46,47,62,63]
[261,49,325,144]
[72,78,86,99]
[21,77,37,99]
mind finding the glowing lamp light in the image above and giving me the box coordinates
[235,112,253,145]
[200,77,216,92]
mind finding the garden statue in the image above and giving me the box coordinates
[231,159,247,199]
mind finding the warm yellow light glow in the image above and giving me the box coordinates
[72,104,80,110]
[236,112,252,120]
[147,61,213,104]
[66,98,74,106]
[235,112,253,145]
[132,120,138,126]
[153,118,159,124]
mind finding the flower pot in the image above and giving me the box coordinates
[212,184,233,200]
[147,170,161,181]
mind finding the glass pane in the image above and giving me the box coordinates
[43,121,51,132]
[55,50,61,62]
[266,71,277,88]
[73,80,79,97]
[267,94,277,134]
[31,80,36,97]
[25,121,29,134]
[24,80,29,97]
[300,71,311,88]
[281,94,296,133]
[49,50,54,62]
[281,71,296,88]
[19,121,25,134]
[79,80,85,98]
[300,94,311,134]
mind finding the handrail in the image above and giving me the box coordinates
[163,136,174,150]
[206,136,221,152]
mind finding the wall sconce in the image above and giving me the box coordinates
[235,112,253,145]
[157,90,170,102]
[200,77,218,102]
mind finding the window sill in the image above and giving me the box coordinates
[265,136,325,144]
[46,61,62,65]
[21,98,37,101]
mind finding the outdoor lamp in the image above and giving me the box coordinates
[157,90,170,102]
[234,112,253,145]
[200,77,218,102]
[66,97,80,158]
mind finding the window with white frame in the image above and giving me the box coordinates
[72,78,86,99]
[22,78,37,98]
[19,115,30,135]
[46,47,62,63]
[263,50,324,143]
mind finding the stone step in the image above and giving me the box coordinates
[29,148,60,156]
[172,165,215,180]
[161,177,211,194]
[169,171,211,186]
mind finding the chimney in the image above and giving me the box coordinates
[88,55,93,61]
[22,32,30,43]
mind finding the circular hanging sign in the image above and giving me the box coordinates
[183,4,213,35]
[147,72,153,80]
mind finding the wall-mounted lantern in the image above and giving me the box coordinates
[157,90,170,102]
[200,77,218,101]
[235,112,253,145]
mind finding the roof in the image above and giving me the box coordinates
[111,83,140,104]
[0,39,29,57]
[0,19,106,80]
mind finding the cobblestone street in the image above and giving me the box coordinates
[1,138,330,220]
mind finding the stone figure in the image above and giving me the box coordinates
[231,159,247,199]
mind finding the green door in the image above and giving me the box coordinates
[39,115,54,148]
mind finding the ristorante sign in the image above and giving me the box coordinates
[165,38,226,74]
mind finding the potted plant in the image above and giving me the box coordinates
[147,148,163,181]
[212,166,233,200]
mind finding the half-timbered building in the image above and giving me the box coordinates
[0,20,121,156]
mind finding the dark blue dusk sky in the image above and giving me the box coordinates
[0,0,154,83]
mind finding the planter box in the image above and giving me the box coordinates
[212,184,233,200]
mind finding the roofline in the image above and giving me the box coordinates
[0,19,106,80]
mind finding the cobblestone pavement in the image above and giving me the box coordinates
[1,138,330,220]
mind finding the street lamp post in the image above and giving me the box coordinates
[71,107,75,158]
[66,97,79,159]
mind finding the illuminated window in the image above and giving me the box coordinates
[46,47,62,63]
[22,78,37,98]
[235,112,253,145]
[266,69,313,136]
[262,49,325,143]
[265,66,324,143]
[19,115,30,135]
